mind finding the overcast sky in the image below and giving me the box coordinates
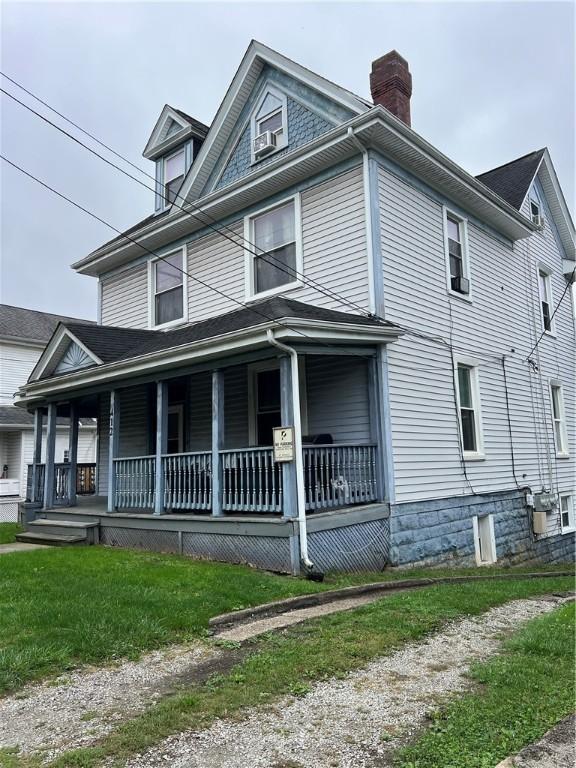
[0,1,573,320]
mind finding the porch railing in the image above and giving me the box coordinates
[221,447,282,513]
[163,452,212,511]
[303,444,378,511]
[114,456,155,509]
[26,463,97,506]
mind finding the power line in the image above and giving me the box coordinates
[525,266,576,362]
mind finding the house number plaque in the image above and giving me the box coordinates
[273,426,295,462]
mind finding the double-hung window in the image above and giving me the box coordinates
[246,198,301,299]
[530,199,543,225]
[550,383,569,456]
[538,268,554,333]
[164,149,185,205]
[559,493,575,533]
[150,249,186,328]
[456,361,483,457]
[444,210,470,297]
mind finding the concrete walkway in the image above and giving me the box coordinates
[0,542,49,554]
[496,714,575,767]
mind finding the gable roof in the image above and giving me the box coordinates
[0,304,95,346]
[174,39,371,206]
[0,405,95,429]
[476,149,545,210]
[143,104,209,161]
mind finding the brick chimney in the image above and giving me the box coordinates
[370,50,412,126]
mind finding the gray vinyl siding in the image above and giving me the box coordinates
[98,165,370,330]
[118,386,150,458]
[100,263,148,328]
[378,163,575,506]
[188,371,212,451]
[305,356,371,444]
[224,365,249,448]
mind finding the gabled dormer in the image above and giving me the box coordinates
[143,105,209,213]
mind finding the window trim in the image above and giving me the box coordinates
[549,380,569,458]
[559,492,575,534]
[454,356,485,460]
[247,359,308,445]
[443,207,472,302]
[162,148,185,209]
[244,194,303,302]
[147,246,188,330]
[250,86,288,165]
[537,265,555,336]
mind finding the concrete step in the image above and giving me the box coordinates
[16,532,87,546]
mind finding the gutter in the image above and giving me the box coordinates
[266,329,315,574]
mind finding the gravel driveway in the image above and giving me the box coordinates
[124,595,569,768]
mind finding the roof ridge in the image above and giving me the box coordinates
[0,303,95,323]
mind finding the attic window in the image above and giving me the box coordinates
[530,199,543,227]
[252,89,287,162]
[164,149,185,205]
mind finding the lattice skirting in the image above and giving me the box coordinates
[307,517,390,572]
[100,527,179,553]
[182,532,292,573]
[0,499,20,522]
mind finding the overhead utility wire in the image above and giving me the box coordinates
[0,81,510,363]
[0,85,365,319]
[525,266,576,362]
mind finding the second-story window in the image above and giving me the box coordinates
[444,210,470,297]
[550,383,568,456]
[246,197,301,299]
[151,249,187,328]
[538,268,554,333]
[164,149,185,205]
[455,361,483,458]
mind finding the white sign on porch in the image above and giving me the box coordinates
[273,426,295,462]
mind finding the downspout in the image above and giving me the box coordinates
[266,329,315,572]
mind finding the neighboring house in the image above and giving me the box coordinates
[15,43,575,572]
[0,304,97,520]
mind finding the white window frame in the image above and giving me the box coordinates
[250,87,288,164]
[559,492,575,534]
[147,247,188,330]
[162,148,185,209]
[529,197,542,225]
[244,194,303,302]
[549,381,569,457]
[537,265,555,336]
[454,356,484,460]
[443,207,472,302]
[247,359,308,445]
[473,514,497,565]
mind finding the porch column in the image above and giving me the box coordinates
[153,382,168,515]
[107,390,119,513]
[211,370,224,517]
[280,356,297,518]
[369,345,395,503]
[31,408,43,503]
[43,403,57,510]
[67,402,79,507]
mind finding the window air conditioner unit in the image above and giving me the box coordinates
[253,131,277,159]
[532,214,544,229]
[451,276,470,294]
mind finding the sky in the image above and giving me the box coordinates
[0,0,574,320]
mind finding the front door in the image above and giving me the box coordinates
[255,368,281,446]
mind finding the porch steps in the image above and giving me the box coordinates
[16,519,100,546]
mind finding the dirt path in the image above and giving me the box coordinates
[125,595,569,768]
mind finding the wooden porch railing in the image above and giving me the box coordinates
[26,463,96,505]
[221,447,282,513]
[162,452,212,511]
[303,444,378,511]
[114,456,155,509]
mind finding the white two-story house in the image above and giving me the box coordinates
[0,304,97,521]
[15,42,575,573]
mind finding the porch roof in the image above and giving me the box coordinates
[19,298,401,405]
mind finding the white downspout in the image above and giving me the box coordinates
[266,329,314,570]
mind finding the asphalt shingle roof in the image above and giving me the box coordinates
[0,304,95,344]
[172,107,210,136]
[476,149,545,210]
[47,298,393,378]
[0,406,94,428]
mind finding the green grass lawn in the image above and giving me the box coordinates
[396,601,575,768]
[0,544,572,698]
[0,523,22,544]
[33,574,573,768]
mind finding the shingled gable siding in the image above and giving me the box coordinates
[378,163,575,508]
